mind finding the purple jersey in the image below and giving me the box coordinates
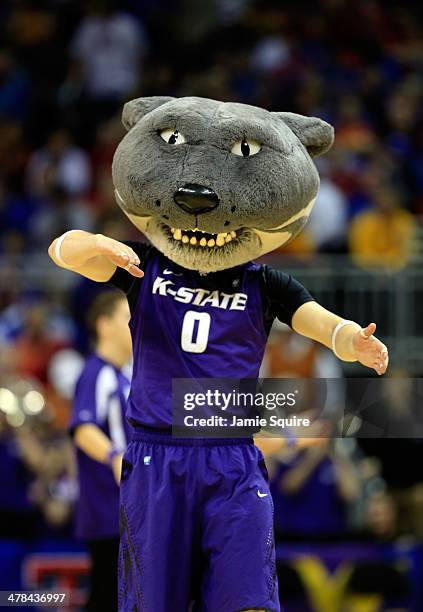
[69,353,131,540]
[109,244,314,429]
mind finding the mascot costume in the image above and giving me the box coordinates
[49,96,389,612]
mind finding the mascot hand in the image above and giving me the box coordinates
[96,234,144,277]
[352,323,389,375]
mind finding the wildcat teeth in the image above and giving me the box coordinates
[169,227,238,248]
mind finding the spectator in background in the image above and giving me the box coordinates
[31,186,95,250]
[5,1,57,75]
[16,416,77,537]
[307,161,348,253]
[0,412,38,539]
[268,438,361,540]
[335,95,377,155]
[46,348,84,430]
[0,387,76,540]
[25,129,92,198]
[70,291,132,612]
[363,490,398,541]
[0,119,28,194]
[12,300,70,387]
[89,116,125,212]
[0,178,40,250]
[0,48,30,121]
[349,186,417,270]
[69,0,148,103]
[250,32,291,74]
[261,321,343,379]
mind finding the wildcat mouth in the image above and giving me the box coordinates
[115,189,262,271]
[127,217,261,272]
[154,221,257,272]
[163,225,238,248]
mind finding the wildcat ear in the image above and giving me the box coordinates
[274,112,334,157]
[122,96,175,130]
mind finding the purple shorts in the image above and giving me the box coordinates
[118,429,280,612]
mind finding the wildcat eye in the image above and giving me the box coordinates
[160,128,186,145]
[231,138,261,157]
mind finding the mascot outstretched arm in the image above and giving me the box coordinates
[49,96,388,612]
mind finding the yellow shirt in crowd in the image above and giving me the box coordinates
[349,208,416,270]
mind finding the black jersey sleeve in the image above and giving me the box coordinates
[107,241,152,312]
[260,264,315,332]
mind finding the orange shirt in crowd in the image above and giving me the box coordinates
[349,207,416,269]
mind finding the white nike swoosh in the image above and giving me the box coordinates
[163,268,182,276]
[257,490,269,498]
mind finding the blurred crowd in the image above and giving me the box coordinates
[0,0,423,555]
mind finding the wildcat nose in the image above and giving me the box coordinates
[174,184,219,215]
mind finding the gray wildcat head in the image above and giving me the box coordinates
[112,96,334,273]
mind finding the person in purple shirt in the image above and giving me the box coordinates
[70,291,132,612]
[268,440,360,540]
[51,230,388,612]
